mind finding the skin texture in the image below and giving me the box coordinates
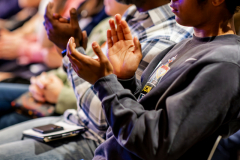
[44,3,87,50]
[29,72,64,103]
[106,14,142,79]
[67,14,142,83]
[170,0,235,37]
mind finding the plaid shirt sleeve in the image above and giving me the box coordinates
[62,4,193,136]
[63,47,108,135]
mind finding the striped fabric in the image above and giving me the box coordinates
[63,4,193,142]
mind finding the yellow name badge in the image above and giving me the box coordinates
[142,85,152,94]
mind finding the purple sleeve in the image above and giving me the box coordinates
[0,0,22,19]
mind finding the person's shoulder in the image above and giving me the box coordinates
[202,35,240,66]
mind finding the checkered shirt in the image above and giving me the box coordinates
[63,4,193,143]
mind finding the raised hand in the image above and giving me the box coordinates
[44,3,88,50]
[67,37,113,84]
[107,14,142,79]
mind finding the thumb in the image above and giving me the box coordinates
[134,37,142,57]
[53,13,62,20]
[82,31,88,50]
[92,42,107,62]
[70,8,79,28]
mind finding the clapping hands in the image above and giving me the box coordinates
[44,2,88,50]
[66,14,142,84]
[106,14,142,79]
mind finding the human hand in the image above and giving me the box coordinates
[67,37,113,84]
[29,73,48,102]
[0,36,22,60]
[107,14,142,79]
[42,47,63,68]
[29,72,64,103]
[42,74,64,104]
[44,3,88,50]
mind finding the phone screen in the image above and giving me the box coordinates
[33,124,64,134]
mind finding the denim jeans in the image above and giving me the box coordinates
[0,117,98,160]
[0,83,29,111]
[0,83,31,129]
[212,130,240,160]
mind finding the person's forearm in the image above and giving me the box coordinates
[0,0,21,19]
[12,13,41,37]
[118,75,141,96]
[63,47,108,133]
[18,0,41,8]
[93,63,240,160]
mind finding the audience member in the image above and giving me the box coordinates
[66,0,240,159]
[0,68,77,129]
[0,0,193,159]
[44,0,192,139]
[0,0,109,129]
[0,0,41,19]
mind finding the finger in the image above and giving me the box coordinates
[120,20,132,40]
[109,19,118,44]
[70,8,80,29]
[107,30,113,49]
[30,77,37,85]
[29,85,44,98]
[92,42,108,62]
[53,13,62,19]
[37,72,49,89]
[67,37,85,61]
[59,17,69,23]
[115,14,124,40]
[33,93,45,102]
[44,2,54,22]
[31,89,46,102]
[82,31,88,50]
[134,37,142,57]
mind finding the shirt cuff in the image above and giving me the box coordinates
[118,75,140,94]
[94,74,125,101]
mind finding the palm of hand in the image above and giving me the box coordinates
[108,40,140,79]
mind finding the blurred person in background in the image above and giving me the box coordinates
[0,0,41,19]
[0,0,107,82]
[0,0,112,129]
[0,0,68,82]
[0,0,83,128]
[0,0,193,159]
[0,1,132,159]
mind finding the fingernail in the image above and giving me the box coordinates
[92,42,98,48]
[71,8,76,14]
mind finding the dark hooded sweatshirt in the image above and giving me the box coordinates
[93,34,240,160]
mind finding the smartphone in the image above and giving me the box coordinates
[33,124,64,134]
